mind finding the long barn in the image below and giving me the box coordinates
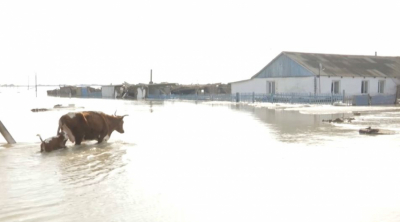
[231,52,400,97]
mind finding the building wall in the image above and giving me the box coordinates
[102,86,115,98]
[231,77,314,94]
[318,76,398,95]
[81,87,88,97]
[254,54,314,78]
[75,87,83,97]
[232,76,399,95]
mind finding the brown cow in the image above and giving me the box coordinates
[37,133,68,152]
[57,111,127,145]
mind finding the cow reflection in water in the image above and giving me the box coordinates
[58,111,128,145]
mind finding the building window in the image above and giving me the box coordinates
[267,81,275,94]
[361,80,369,94]
[331,80,340,94]
[378,80,385,94]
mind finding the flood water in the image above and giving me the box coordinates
[2,87,400,222]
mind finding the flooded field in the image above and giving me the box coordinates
[2,87,400,222]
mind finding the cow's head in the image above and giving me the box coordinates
[115,115,128,133]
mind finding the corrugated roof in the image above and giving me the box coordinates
[283,51,400,78]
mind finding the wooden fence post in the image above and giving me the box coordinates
[342,90,345,103]
[0,120,16,144]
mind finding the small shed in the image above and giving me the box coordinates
[47,89,60,97]
[80,87,102,98]
[126,84,148,100]
[101,85,126,99]
[60,86,77,97]
[148,83,177,96]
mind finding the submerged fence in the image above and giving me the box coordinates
[147,94,236,102]
[148,93,345,104]
[148,92,396,106]
[238,92,345,105]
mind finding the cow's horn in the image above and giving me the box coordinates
[122,114,129,117]
[114,110,117,116]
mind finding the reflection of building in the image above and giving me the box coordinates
[231,51,400,96]
[232,104,348,143]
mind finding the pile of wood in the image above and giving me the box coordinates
[322,117,355,123]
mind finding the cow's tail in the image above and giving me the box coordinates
[36,134,44,143]
[82,115,88,126]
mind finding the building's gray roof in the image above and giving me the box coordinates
[229,79,252,84]
[283,51,400,78]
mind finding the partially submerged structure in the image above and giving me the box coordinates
[47,89,60,96]
[45,81,231,101]
[101,85,126,99]
[59,86,77,97]
[48,86,101,98]
[125,84,148,100]
[82,87,102,98]
[170,83,231,95]
[149,83,177,96]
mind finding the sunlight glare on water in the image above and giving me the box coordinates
[1,87,400,222]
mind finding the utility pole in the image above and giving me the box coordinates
[149,69,153,84]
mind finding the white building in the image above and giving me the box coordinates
[231,52,400,96]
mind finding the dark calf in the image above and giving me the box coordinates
[37,133,68,152]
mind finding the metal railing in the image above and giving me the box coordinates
[147,94,236,101]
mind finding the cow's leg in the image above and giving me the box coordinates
[60,141,67,148]
[75,135,83,145]
[97,135,105,144]
[97,126,109,144]
[97,133,109,144]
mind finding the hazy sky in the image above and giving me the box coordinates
[1,0,399,85]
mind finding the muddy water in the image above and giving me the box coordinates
[1,88,400,222]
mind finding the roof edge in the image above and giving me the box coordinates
[251,52,285,79]
[282,51,400,59]
[282,52,319,76]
